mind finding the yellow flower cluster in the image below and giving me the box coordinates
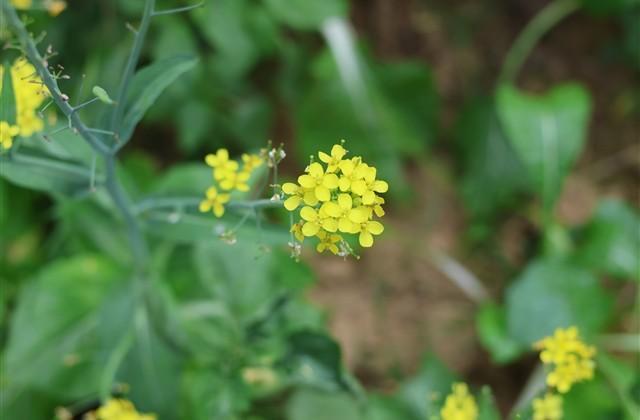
[532,393,563,420]
[282,143,388,254]
[534,326,596,393]
[199,149,263,217]
[440,382,478,420]
[0,58,48,149]
[11,0,67,16]
[87,399,156,420]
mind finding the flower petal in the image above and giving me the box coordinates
[351,180,367,196]
[321,201,341,218]
[300,206,318,222]
[282,182,299,195]
[205,154,218,167]
[338,177,351,192]
[367,221,384,235]
[338,218,353,233]
[284,196,302,211]
[349,207,369,224]
[199,200,211,213]
[303,190,319,206]
[362,190,376,205]
[373,180,388,193]
[322,218,338,232]
[307,162,324,178]
[298,174,316,188]
[331,144,346,159]
[318,151,331,163]
[302,221,319,237]
[338,160,354,175]
[337,193,352,210]
[322,173,339,189]
[315,185,331,202]
[213,203,225,217]
[359,231,373,247]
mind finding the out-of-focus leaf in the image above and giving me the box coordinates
[496,84,591,211]
[286,389,361,420]
[120,56,198,141]
[365,396,418,420]
[181,368,251,420]
[573,199,640,281]
[455,96,528,221]
[580,0,639,16]
[477,387,501,420]
[476,303,525,364]
[2,256,124,411]
[505,259,613,345]
[563,373,627,419]
[264,0,348,30]
[398,354,456,418]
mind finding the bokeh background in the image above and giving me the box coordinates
[1,0,639,418]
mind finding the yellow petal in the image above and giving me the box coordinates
[213,203,225,217]
[307,162,323,178]
[236,183,250,192]
[349,207,369,224]
[331,144,346,159]
[359,231,373,247]
[300,206,318,222]
[199,200,211,213]
[351,180,367,196]
[322,173,339,189]
[205,154,218,167]
[302,222,320,236]
[338,218,353,233]
[337,193,352,210]
[303,190,319,206]
[321,201,341,218]
[282,182,299,195]
[217,148,229,161]
[284,196,302,211]
[322,218,338,232]
[315,185,330,202]
[298,174,316,188]
[219,194,231,204]
[318,151,331,163]
[338,177,351,192]
[367,221,384,235]
[206,187,218,199]
[338,160,354,175]
[362,190,375,205]
[373,180,388,193]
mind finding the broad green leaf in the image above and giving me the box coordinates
[1,60,17,124]
[398,354,456,418]
[505,259,613,345]
[120,56,198,141]
[563,373,628,419]
[573,199,640,281]
[264,0,348,30]
[455,96,528,221]
[0,151,94,197]
[2,256,124,411]
[476,303,525,364]
[496,84,591,211]
[286,389,361,420]
[180,368,251,420]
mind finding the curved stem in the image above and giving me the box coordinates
[498,0,580,85]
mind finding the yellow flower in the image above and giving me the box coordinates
[299,205,338,236]
[320,193,368,233]
[353,219,384,247]
[534,327,596,393]
[205,149,239,180]
[351,165,389,205]
[318,143,347,173]
[46,0,66,15]
[290,222,305,242]
[533,393,563,420]
[11,0,32,9]
[91,398,156,420]
[282,182,318,211]
[440,383,478,420]
[219,169,250,192]
[298,162,339,202]
[199,186,230,217]
[316,231,342,254]
[0,121,20,150]
[337,157,367,192]
[241,153,263,173]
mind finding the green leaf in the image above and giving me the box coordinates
[180,367,251,420]
[286,389,361,420]
[120,56,198,141]
[476,303,525,364]
[505,259,614,345]
[2,256,124,411]
[398,354,456,418]
[264,0,348,30]
[496,83,591,211]
[1,60,17,124]
[573,199,640,281]
[477,386,501,420]
[455,96,528,221]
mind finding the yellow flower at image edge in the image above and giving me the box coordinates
[90,398,156,420]
[533,393,563,420]
[0,122,20,150]
[534,326,596,393]
[440,383,478,420]
[199,186,230,218]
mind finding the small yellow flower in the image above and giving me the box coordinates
[318,143,347,173]
[351,165,389,205]
[46,0,66,15]
[316,231,342,254]
[91,398,156,420]
[199,186,230,217]
[299,205,338,236]
[205,149,239,180]
[282,182,318,211]
[219,169,250,192]
[534,327,596,393]
[290,222,305,242]
[337,157,367,192]
[440,382,478,420]
[297,162,339,202]
[11,0,32,9]
[320,193,368,233]
[0,121,20,149]
[533,393,563,420]
[353,220,384,247]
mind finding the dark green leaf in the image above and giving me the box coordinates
[505,259,613,345]
[496,84,591,211]
[398,354,456,418]
[476,303,525,364]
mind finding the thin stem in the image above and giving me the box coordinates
[109,0,155,144]
[2,2,111,156]
[498,0,580,85]
[152,1,204,16]
[72,96,99,112]
[133,196,283,215]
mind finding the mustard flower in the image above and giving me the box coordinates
[318,143,347,173]
[533,393,563,420]
[321,193,368,233]
[337,157,367,192]
[300,205,338,236]
[290,222,305,242]
[353,220,384,248]
[89,398,156,420]
[11,0,32,9]
[46,0,66,15]
[316,230,342,255]
[241,153,263,173]
[199,186,230,217]
[351,165,389,205]
[440,383,478,420]
[0,122,20,150]
[298,162,339,202]
[282,182,318,211]
[534,326,596,393]
[219,169,250,192]
[206,148,239,180]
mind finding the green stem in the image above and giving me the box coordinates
[133,196,283,215]
[498,0,580,85]
[110,0,155,148]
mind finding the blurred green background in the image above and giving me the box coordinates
[1,0,639,418]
